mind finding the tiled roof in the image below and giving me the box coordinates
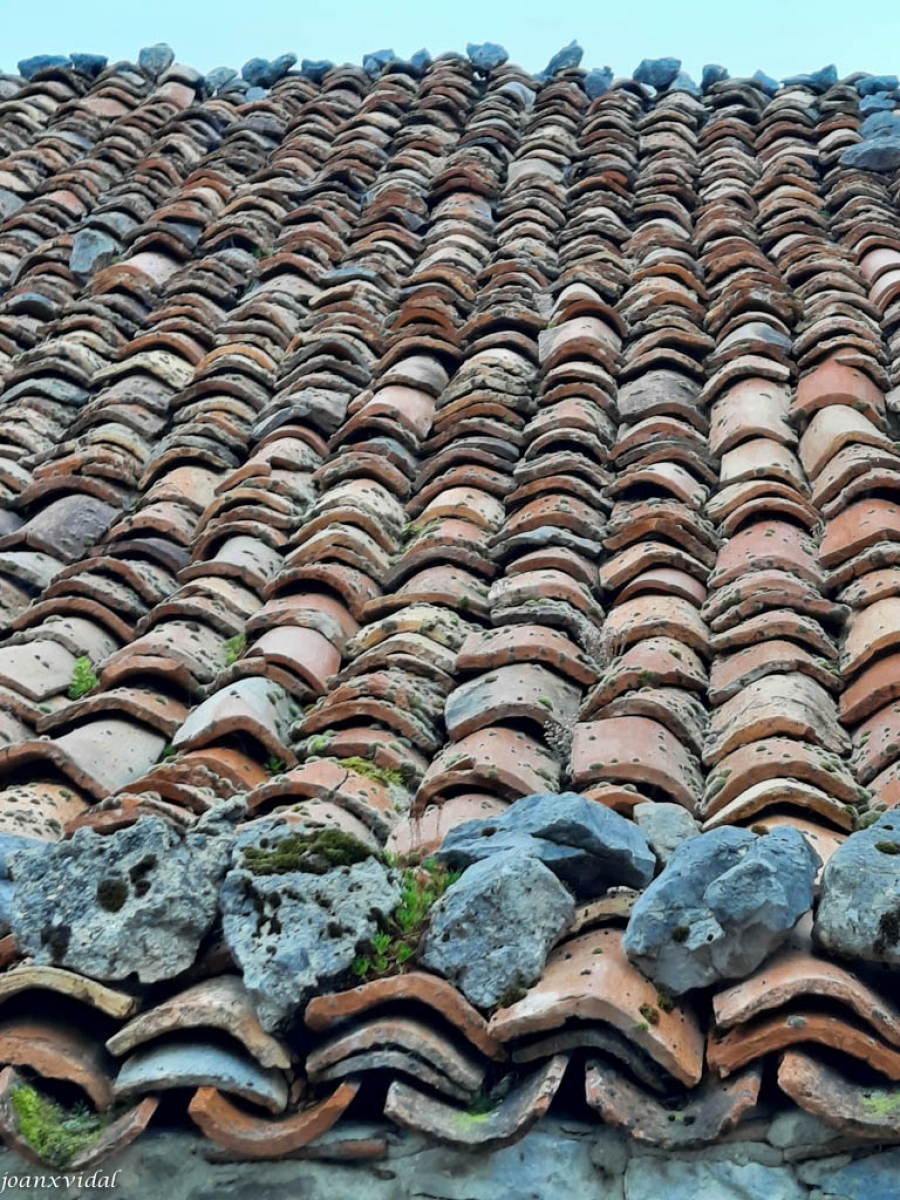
[0,42,899,1166]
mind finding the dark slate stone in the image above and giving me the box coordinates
[436,791,656,900]
[861,94,897,113]
[363,48,397,78]
[810,63,838,89]
[70,228,118,275]
[242,58,269,86]
[623,826,820,994]
[752,69,779,95]
[18,55,70,79]
[138,43,174,77]
[539,40,583,80]
[300,59,334,82]
[859,75,900,96]
[261,53,296,86]
[410,48,432,74]
[860,110,900,138]
[205,66,238,93]
[70,54,107,77]
[634,57,682,89]
[842,137,900,171]
[670,70,701,96]
[466,42,509,72]
[583,67,613,99]
[701,63,729,90]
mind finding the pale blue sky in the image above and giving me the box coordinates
[4,0,898,81]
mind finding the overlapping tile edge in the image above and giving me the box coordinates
[0,45,896,1168]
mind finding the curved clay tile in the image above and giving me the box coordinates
[777,1049,900,1140]
[0,1018,115,1110]
[713,922,900,1048]
[489,928,703,1087]
[107,976,290,1069]
[0,965,137,1019]
[384,1055,568,1152]
[187,1080,358,1158]
[113,1039,289,1114]
[708,1011,900,1082]
[585,1058,761,1149]
[305,972,505,1062]
[0,1066,156,1170]
[571,717,703,810]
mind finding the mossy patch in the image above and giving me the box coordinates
[223,633,246,666]
[11,1083,109,1168]
[68,657,97,701]
[336,756,404,788]
[861,1090,900,1119]
[96,878,128,913]
[242,829,374,876]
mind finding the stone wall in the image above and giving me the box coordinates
[2,1116,895,1200]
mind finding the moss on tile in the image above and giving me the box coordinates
[11,1083,109,1169]
[241,829,374,876]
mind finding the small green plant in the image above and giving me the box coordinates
[68,656,97,700]
[264,755,286,775]
[159,744,176,762]
[223,633,246,666]
[351,857,460,980]
[11,1083,109,1168]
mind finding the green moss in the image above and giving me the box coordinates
[263,756,286,775]
[338,756,403,788]
[242,829,374,876]
[671,925,690,943]
[861,1091,900,1118]
[656,989,674,1013]
[639,1003,660,1026]
[223,633,246,666]
[68,656,97,701]
[11,1084,109,1168]
[876,841,900,855]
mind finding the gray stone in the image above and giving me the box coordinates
[670,71,701,96]
[410,48,432,73]
[623,826,820,994]
[467,42,509,71]
[861,94,897,112]
[633,802,700,866]
[436,791,655,899]
[860,110,900,138]
[859,75,900,96]
[421,849,574,1010]
[138,43,174,77]
[205,66,238,93]
[70,228,118,275]
[623,1156,805,1200]
[852,134,900,171]
[767,1108,843,1150]
[634,57,682,89]
[9,805,241,984]
[539,40,583,80]
[220,819,402,1032]
[702,63,729,90]
[813,812,900,966]
[245,87,268,102]
[18,55,70,78]
[70,54,107,76]
[752,69,780,95]
[241,57,270,86]
[363,48,397,77]
[584,67,613,99]
[300,59,333,82]
[813,1147,900,1199]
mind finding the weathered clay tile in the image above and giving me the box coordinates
[188,1081,359,1158]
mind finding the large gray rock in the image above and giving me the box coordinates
[813,813,900,966]
[70,228,118,275]
[9,805,242,984]
[841,138,900,171]
[623,1155,805,1200]
[220,819,402,1033]
[633,802,700,867]
[623,826,820,994]
[436,792,655,900]
[421,849,574,1010]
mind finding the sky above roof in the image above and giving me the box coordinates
[6,0,900,81]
